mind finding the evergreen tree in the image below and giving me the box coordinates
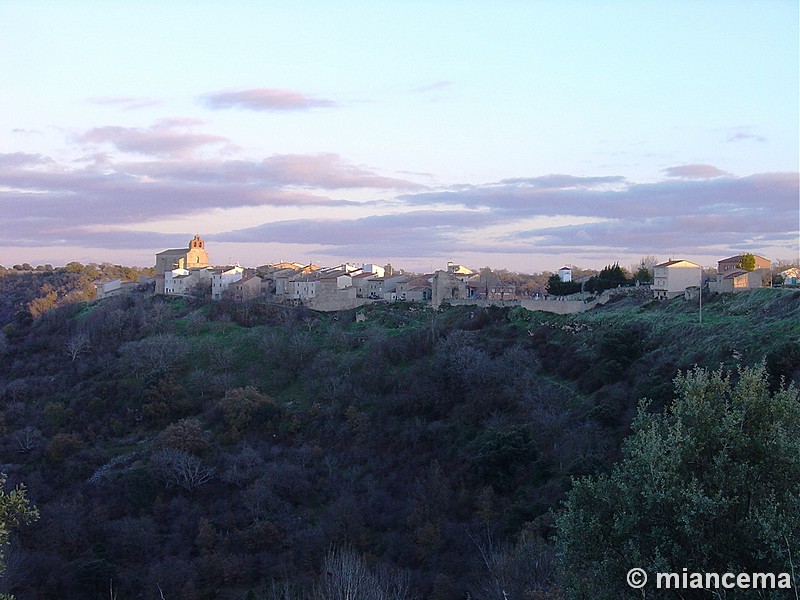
[737,253,757,271]
[557,365,800,598]
[0,474,39,599]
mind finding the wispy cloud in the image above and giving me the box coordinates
[728,132,767,143]
[201,88,337,111]
[88,96,161,110]
[78,120,228,158]
[260,154,424,190]
[413,81,453,93]
[0,152,53,168]
[662,164,731,179]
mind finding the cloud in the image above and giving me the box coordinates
[2,138,796,265]
[662,164,730,179]
[260,154,424,190]
[497,174,627,189]
[414,81,454,93]
[0,148,424,250]
[108,153,421,190]
[201,88,337,111]
[88,96,161,110]
[78,121,228,158]
[0,152,53,168]
[728,132,767,143]
[211,210,486,258]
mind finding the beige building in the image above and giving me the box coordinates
[155,235,209,294]
[652,260,702,299]
[231,274,263,301]
[716,269,763,293]
[715,254,771,292]
[717,254,771,276]
[432,269,472,308]
[396,277,432,302]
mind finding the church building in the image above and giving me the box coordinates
[155,235,210,294]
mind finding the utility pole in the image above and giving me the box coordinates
[699,271,703,324]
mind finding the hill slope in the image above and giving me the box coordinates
[0,288,798,598]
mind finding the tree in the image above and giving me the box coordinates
[557,365,800,598]
[737,253,756,271]
[632,255,658,283]
[216,386,281,440]
[546,274,580,296]
[65,332,91,362]
[314,546,416,600]
[585,263,630,293]
[150,448,215,492]
[0,474,39,578]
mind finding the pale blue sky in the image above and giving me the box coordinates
[1,1,797,271]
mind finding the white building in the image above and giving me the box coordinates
[652,260,702,299]
[289,273,320,300]
[164,267,214,296]
[558,266,572,282]
[212,266,244,300]
[361,264,386,277]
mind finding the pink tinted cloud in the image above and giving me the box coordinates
[78,122,228,158]
[260,154,423,190]
[111,153,422,190]
[662,164,731,179]
[0,152,53,168]
[202,88,337,111]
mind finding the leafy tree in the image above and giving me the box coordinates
[472,425,537,493]
[557,365,800,598]
[737,253,757,271]
[216,386,281,440]
[0,474,39,579]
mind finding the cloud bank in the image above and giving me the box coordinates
[2,125,797,268]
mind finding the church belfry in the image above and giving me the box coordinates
[189,235,205,250]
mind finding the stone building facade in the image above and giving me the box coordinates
[155,235,210,294]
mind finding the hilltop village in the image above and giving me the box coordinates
[85,235,797,315]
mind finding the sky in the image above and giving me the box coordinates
[1,0,798,273]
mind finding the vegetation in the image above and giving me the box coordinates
[546,275,581,296]
[584,262,631,293]
[557,364,800,599]
[737,253,757,271]
[0,276,798,598]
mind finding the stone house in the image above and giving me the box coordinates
[232,274,262,301]
[396,277,432,302]
[717,269,763,293]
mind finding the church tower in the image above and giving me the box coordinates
[186,234,210,268]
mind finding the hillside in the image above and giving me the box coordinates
[0,287,798,599]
